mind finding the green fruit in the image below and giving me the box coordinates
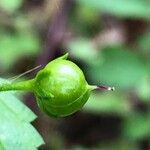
[33,53,92,117]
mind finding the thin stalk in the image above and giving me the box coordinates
[0,79,34,92]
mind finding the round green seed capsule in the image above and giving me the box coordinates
[33,53,92,117]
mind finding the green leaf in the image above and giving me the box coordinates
[96,140,138,150]
[0,141,5,150]
[0,0,23,13]
[84,92,132,116]
[0,79,44,150]
[0,30,40,70]
[137,33,150,54]
[78,0,150,20]
[123,113,150,140]
[68,39,101,65]
[88,47,146,89]
[136,76,150,103]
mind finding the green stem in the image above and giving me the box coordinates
[0,79,34,92]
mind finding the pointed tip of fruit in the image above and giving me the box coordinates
[65,52,69,57]
[59,53,69,60]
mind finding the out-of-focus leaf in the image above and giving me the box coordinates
[0,0,23,12]
[68,39,101,65]
[96,140,138,150]
[88,47,146,89]
[77,5,99,24]
[136,76,150,103]
[0,79,44,150]
[84,92,131,116]
[0,141,4,150]
[73,5,100,37]
[78,0,150,20]
[0,30,40,70]
[123,113,150,140]
[137,33,150,54]
[72,139,138,150]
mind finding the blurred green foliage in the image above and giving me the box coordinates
[84,92,131,116]
[0,28,40,69]
[0,0,23,12]
[78,0,150,20]
[0,0,41,71]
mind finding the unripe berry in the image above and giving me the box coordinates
[33,53,92,117]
